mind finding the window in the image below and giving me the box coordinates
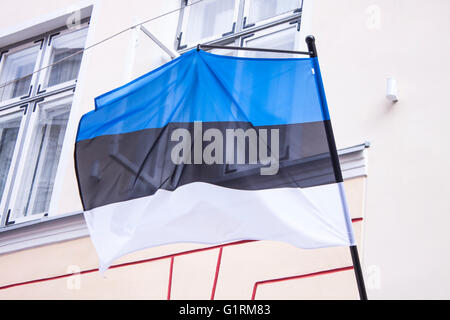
[0,22,89,226]
[177,0,240,49]
[243,0,301,28]
[10,94,71,220]
[176,0,303,52]
[0,44,41,102]
[40,27,88,90]
[241,23,301,58]
[0,110,23,198]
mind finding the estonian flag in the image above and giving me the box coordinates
[75,49,355,272]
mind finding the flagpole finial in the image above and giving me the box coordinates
[306,35,315,42]
[305,35,317,58]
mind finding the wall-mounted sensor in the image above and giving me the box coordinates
[386,77,398,102]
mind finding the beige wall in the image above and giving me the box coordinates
[0,177,365,299]
[312,0,450,299]
[2,0,447,299]
[0,0,366,300]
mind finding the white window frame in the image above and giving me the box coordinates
[0,40,45,108]
[241,0,303,30]
[36,22,89,96]
[240,21,303,56]
[6,91,74,225]
[177,0,241,50]
[0,105,29,226]
[176,0,306,53]
[0,3,94,227]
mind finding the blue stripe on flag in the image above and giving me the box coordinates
[77,50,328,142]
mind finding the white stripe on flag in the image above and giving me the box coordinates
[84,182,355,272]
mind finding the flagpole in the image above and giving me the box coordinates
[198,39,369,299]
[305,35,368,300]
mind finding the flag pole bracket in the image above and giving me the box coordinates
[140,25,180,60]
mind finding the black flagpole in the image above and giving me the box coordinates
[198,38,368,300]
[305,35,368,300]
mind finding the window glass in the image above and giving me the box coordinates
[44,27,88,88]
[12,100,71,218]
[0,22,89,226]
[248,0,300,23]
[0,111,22,200]
[185,0,236,45]
[0,45,39,101]
[242,26,297,58]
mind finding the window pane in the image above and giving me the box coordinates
[0,112,22,200]
[185,0,236,45]
[0,46,39,101]
[12,101,71,218]
[242,26,297,58]
[45,28,88,88]
[248,0,300,23]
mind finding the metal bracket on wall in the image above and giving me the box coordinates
[140,25,180,60]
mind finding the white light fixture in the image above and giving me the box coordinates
[386,77,398,102]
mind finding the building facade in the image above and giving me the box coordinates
[0,0,448,299]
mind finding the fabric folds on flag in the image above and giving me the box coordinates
[75,49,355,272]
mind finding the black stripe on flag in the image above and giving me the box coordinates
[75,121,340,210]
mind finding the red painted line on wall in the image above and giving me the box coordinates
[210,247,223,300]
[0,218,362,292]
[167,257,174,300]
[251,265,354,300]
[0,240,255,291]
[0,268,99,290]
